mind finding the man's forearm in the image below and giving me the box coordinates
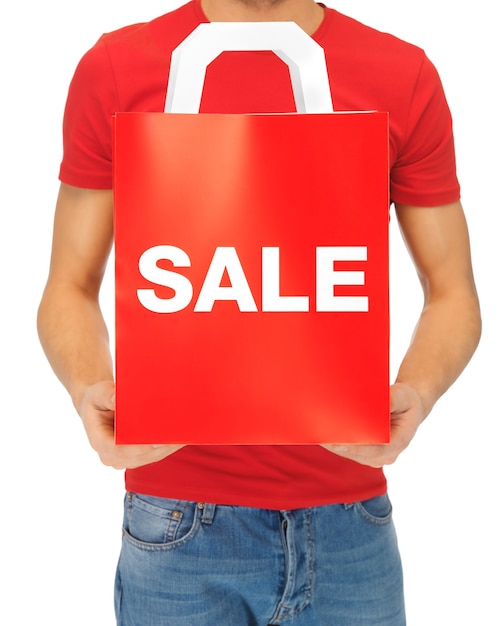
[395,287,481,418]
[37,282,114,410]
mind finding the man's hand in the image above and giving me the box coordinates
[321,383,425,468]
[78,381,185,470]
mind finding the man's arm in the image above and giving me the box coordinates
[323,200,481,467]
[37,183,183,468]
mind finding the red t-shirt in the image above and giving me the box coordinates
[59,0,460,508]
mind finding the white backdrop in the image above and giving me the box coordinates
[1,1,501,624]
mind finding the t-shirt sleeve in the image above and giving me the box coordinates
[59,38,118,189]
[390,53,460,207]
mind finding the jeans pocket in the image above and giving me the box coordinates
[354,493,393,526]
[123,493,200,549]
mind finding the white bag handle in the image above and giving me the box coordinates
[165,22,333,114]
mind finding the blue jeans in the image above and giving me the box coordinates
[115,492,405,625]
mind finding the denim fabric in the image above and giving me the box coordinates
[115,492,405,625]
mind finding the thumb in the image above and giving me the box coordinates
[390,382,413,414]
[90,380,116,411]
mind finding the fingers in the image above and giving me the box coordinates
[99,443,186,470]
[321,420,412,468]
[321,443,394,468]
[78,380,185,470]
[321,383,425,468]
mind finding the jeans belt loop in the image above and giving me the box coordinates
[198,502,216,524]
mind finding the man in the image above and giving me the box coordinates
[37,0,481,624]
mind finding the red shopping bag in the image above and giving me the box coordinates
[113,23,390,445]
